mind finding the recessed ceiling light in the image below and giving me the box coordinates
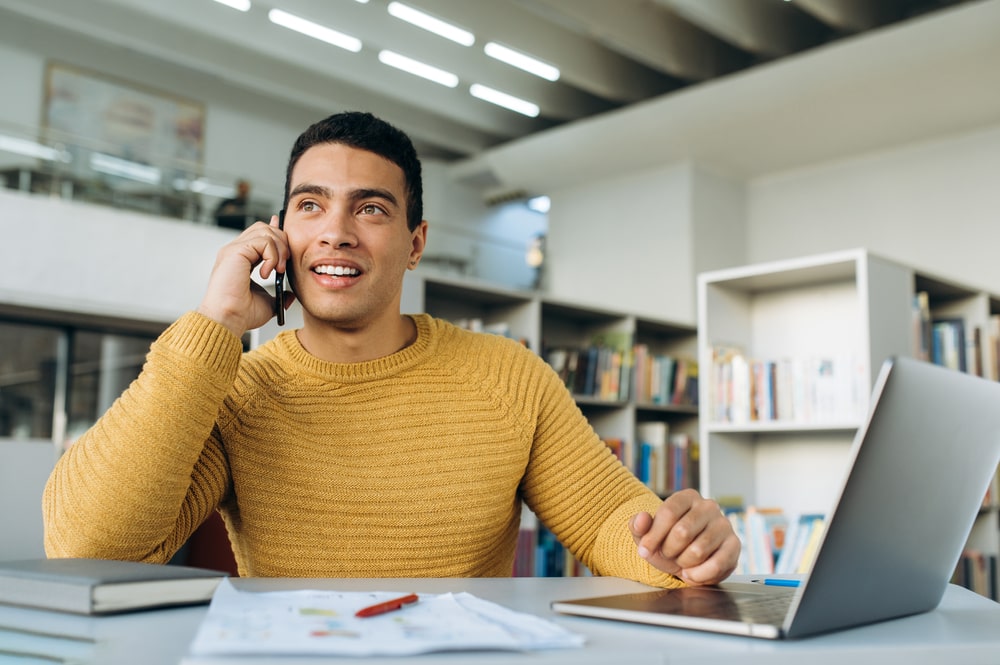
[484,42,559,82]
[211,0,250,11]
[469,84,539,117]
[268,9,362,52]
[527,196,551,214]
[378,50,459,87]
[387,2,474,46]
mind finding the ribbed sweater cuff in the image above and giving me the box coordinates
[593,494,685,589]
[161,311,243,377]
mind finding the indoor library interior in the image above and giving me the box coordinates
[1,0,999,662]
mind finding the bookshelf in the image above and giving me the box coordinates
[402,271,700,576]
[914,272,1000,600]
[697,248,1000,598]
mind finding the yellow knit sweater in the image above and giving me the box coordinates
[43,312,680,586]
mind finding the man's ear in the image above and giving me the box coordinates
[408,220,428,269]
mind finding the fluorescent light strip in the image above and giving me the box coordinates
[387,2,474,46]
[379,50,458,87]
[469,84,539,117]
[175,177,237,197]
[268,9,362,52]
[90,153,162,184]
[211,0,251,11]
[484,42,559,81]
[0,135,68,162]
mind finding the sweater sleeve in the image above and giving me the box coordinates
[520,357,684,589]
[42,311,243,563]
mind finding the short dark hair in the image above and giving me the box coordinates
[284,112,423,231]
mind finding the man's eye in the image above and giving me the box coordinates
[301,201,319,212]
[360,203,383,215]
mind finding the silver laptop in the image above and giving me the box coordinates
[552,357,1000,639]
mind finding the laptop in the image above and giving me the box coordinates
[552,356,1000,639]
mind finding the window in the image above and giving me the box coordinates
[0,322,63,440]
[0,318,160,447]
[66,331,154,444]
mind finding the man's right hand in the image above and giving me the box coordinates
[196,215,292,337]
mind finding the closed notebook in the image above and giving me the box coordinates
[0,558,226,615]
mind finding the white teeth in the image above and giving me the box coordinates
[314,265,360,276]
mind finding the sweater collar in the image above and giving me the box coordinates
[270,313,435,381]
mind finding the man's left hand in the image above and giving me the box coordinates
[630,489,740,585]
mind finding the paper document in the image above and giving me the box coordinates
[188,579,584,657]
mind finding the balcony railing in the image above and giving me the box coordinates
[0,121,276,227]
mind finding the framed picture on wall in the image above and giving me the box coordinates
[42,61,205,177]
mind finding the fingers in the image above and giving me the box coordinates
[255,215,289,280]
[677,531,741,585]
[631,490,739,586]
[197,217,291,336]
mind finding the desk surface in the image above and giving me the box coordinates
[1,577,998,665]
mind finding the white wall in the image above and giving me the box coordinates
[0,441,54,560]
[0,41,44,134]
[546,162,746,324]
[546,163,694,322]
[201,105,301,209]
[2,189,229,322]
[691,166,747,285]
[747,124,1000,293]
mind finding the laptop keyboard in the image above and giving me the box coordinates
[734,593,794,624]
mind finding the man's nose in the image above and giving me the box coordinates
[317,208,359,247]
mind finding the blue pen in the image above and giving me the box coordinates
[760,578,800,587]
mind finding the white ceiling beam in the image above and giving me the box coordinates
[794,0,913,31]
[409,0,675,103]
[526,0,747,82]
[659,0,831,58]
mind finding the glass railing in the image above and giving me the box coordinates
[0,120,279,226]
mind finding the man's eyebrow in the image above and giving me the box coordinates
[352,187,399,208]
[288,184,399,208]
[289,183,334,199]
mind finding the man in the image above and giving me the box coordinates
[213,178,252,230]
[43,112,739,587]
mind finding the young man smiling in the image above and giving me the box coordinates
[43,112,739,587]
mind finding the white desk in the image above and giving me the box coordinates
[1,577,998,665]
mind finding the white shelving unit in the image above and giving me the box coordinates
[697,249,915,513]
[697,248,1000,598]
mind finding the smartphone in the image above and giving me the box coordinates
[275,209,286,326]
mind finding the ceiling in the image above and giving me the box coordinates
[0,0,979,163]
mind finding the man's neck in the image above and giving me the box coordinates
[295,314,416,364]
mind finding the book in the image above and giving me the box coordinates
[774,513,825,574]
[0,558,226,615]
[636,422,669,494]
[931,318,967,372]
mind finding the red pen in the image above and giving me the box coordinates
[354,593,419,618]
